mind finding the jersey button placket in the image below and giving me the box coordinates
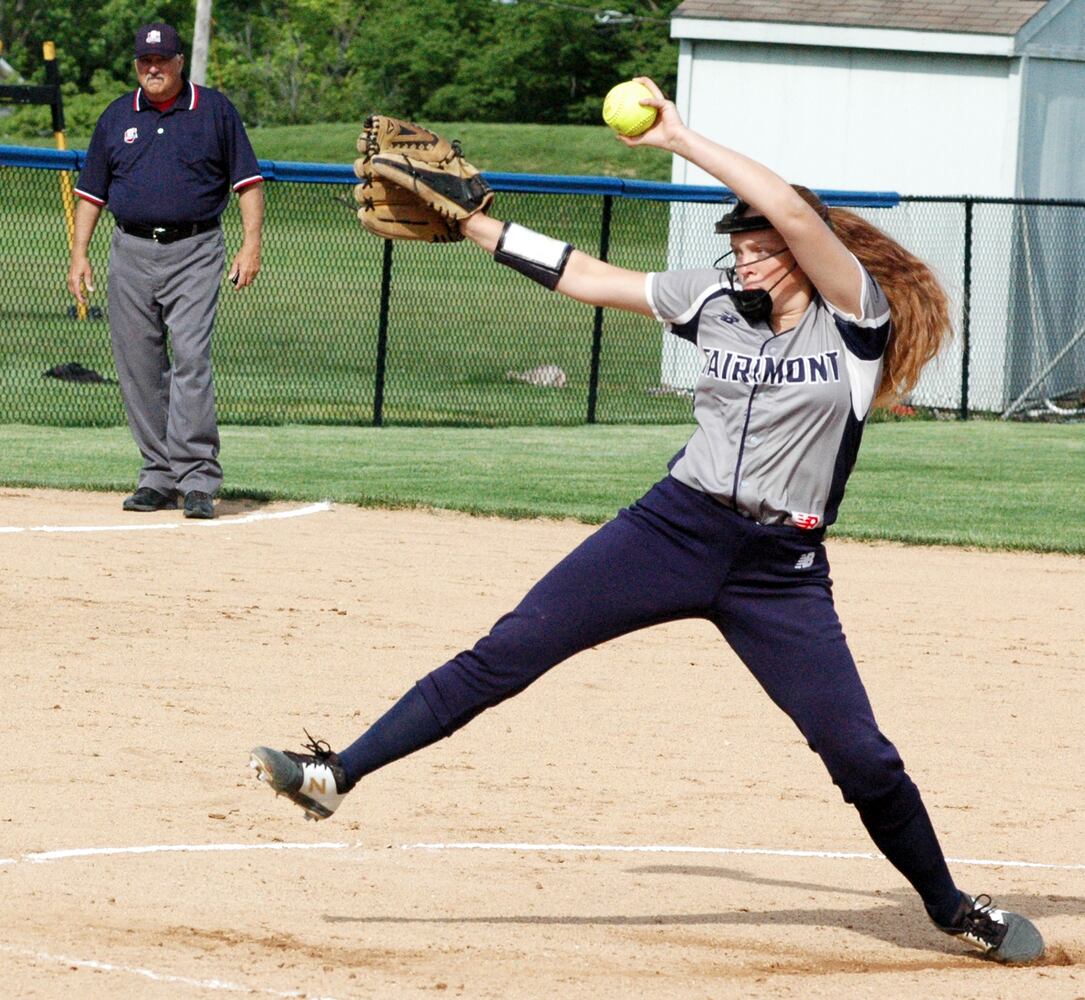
[731,336,772,516]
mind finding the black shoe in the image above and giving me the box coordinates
[933,892,1045,964]
[249,731,356,821]
[122,486,177,512]
[183,490,215,519]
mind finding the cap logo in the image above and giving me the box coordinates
[146,30,161,44]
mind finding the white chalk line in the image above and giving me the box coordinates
[22,841,350,863]
[6,839,1084,871]
[0,944,340,1000]
[0,500,332,535]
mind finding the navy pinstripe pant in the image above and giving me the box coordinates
[354,474,959,912]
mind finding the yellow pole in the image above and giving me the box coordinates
[45,40,86,319]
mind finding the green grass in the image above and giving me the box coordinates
[248,121,674,181]
[3,120,674,180]
[2,421,1083,553]
[1,178,688,428]
[839,421,1085,551]
[3,119,681,432]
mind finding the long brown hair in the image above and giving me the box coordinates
[826,207,952,407]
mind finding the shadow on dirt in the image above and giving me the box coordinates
[322,864,1081,967]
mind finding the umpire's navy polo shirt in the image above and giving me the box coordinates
[75,79,263,227]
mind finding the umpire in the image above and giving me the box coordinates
[66,22,264,519]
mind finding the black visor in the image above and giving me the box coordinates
[715,187,831,234]
[714,201,771,234]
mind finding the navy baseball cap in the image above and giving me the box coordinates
[134,23,182,58]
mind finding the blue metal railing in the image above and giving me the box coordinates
[0,144,900,207]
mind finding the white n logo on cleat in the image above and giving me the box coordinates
[307,774,327,795]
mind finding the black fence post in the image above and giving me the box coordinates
[587,194,613,424]
[373,238,393,426]
[960,198,973,420]
[43,43,65,134]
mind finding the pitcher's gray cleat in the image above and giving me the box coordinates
[249,731,355,821]
[935,893,1044,964]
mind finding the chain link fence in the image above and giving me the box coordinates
[3,145,1084,427]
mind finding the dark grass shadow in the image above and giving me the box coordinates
[212,496,273,516]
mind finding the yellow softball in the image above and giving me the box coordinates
[602,80,657,137]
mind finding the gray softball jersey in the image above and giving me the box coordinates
[646,259,891,530]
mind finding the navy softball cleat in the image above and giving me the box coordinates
[249,731,355,821]
[934,893,1044,964]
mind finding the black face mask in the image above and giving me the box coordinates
[732,288,774,323]
[714,249,797,324]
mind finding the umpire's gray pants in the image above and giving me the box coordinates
[108,226,225,496]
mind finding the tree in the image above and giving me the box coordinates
[1,0,683,131]
[0,0,192,90]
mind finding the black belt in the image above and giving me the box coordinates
[117,218,220,244]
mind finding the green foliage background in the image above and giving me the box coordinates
[0,1,680,135]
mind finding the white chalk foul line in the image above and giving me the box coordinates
[9,839,1085,871]
[0,501,331,535]
[199,502,333,527]
[0,944,340,1000]
[23,841,349,863]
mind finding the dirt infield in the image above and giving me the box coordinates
[1,487,1082,999]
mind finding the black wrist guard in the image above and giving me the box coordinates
[493,221,573,290]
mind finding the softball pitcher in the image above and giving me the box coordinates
[250,78,1044,964]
